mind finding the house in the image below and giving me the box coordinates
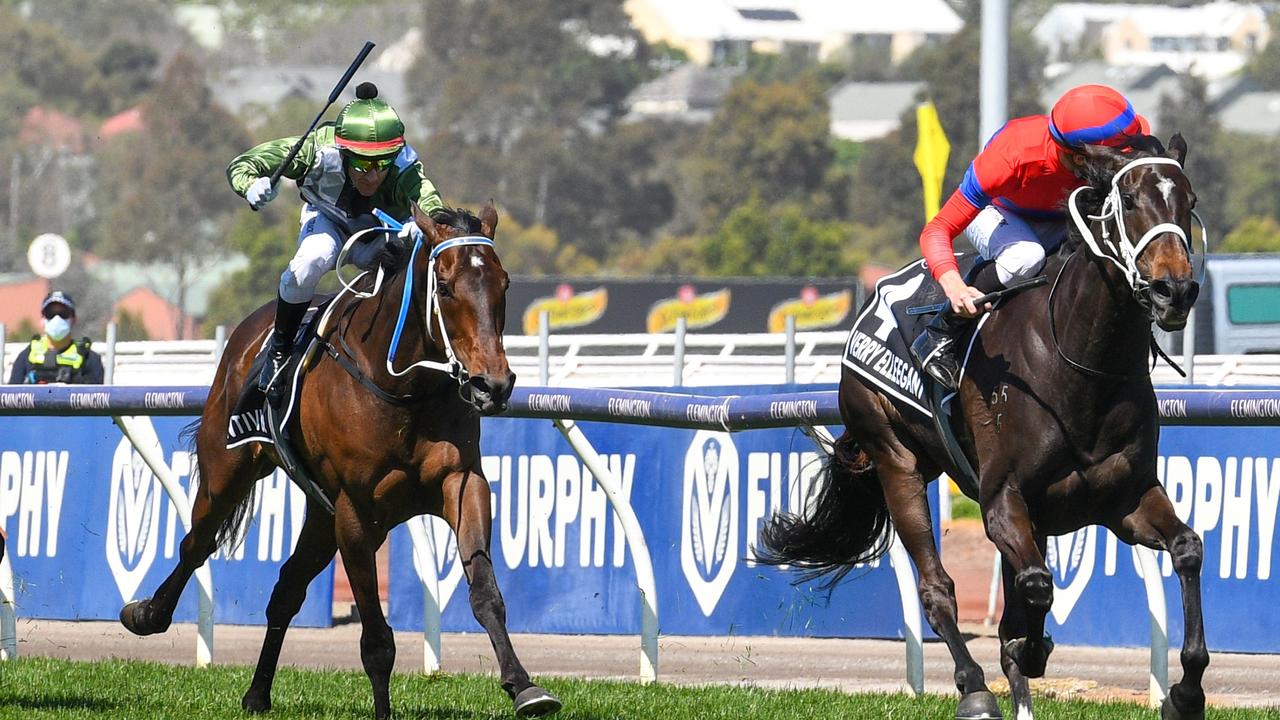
[209,65,410,125]
[1033,2,1269,79]
[828,80,926,142]
[624,0,961,66]
[624,64,744,122]
[1212,82,1280,137]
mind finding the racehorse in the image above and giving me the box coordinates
[119,204,563,719]
[758,135,1207,720]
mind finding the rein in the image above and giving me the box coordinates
[329,214,495,401]
[1049,156,1207,380]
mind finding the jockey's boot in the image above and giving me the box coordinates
[911,311,969,391]
[258,295,309,406]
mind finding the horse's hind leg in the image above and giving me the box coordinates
[1113,486,1208,720]
[445,469,561,718]
[121,424,265,635]
[870,443,999,719]
[334,501,397,720]
[982,486,1055,680]
[995,535,1048,720]
[242,497,337,714]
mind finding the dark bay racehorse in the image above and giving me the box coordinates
[120,204,562,719]
[759,136,1207,720]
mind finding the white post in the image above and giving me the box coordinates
[406,518,443,673]
[0,323,7,382]
[1136,546,1169,707]
[555,418,658,683]
[673,317,686,388]
[784,314,796,385]
[214,325,228,364]
[113,415,214,666]
[1182,307,1195,385]
[104,321,118,384]
[980,0,1009,146]
[985,549,1002,627]
[538,311,551,386]
[0,543,15,660]
[938,476,952,525]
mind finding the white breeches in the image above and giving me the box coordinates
[279,205,386,304]
[963,205,1068,286]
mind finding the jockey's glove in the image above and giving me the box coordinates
[246,176,278,210]
[398,219,424,245]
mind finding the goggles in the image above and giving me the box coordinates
[346,154,396,173]
[42,306,73,320]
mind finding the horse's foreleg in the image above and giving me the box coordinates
[242,498,337,714]
[983,487,1054,679]
[335,501,395,720]
[121,443,260,636]
[996,537,1048,720]
[446,470,561,718]
[1115,486,1207,720]
[876,456,1000,720]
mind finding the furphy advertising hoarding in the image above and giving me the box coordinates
[512,278,863,335]
[0,416,333,626]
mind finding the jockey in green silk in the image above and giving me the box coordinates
[226,82,445,401]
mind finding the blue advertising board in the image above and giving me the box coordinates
[1044,424,1280,653]
[387,385,937,640]
[0,416,332,627]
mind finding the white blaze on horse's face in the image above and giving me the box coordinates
[470,255,485,269]
[1157,177,1176,208]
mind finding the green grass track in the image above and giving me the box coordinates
[0,657,1275,719]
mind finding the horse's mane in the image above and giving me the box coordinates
[1058,135,1168,255]
[430,206,484,235]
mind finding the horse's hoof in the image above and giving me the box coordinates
[1160,684,1206,720]
[514,685,562,717]
[956,690,1003,720]
[241,691,271,714]
[1003,635,1054,679]
[119,599,167,636]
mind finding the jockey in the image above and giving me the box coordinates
[911,84,1150,390]
[227,82,445,401]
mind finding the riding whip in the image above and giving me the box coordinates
[906,275,1048,316]
[258,40,377,205]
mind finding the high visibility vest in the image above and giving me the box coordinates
[26,336,86,383]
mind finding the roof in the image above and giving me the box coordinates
[631,0,960,42]
[625,64,744,120]
[1035,2,1267,54]
[20,106,86,154]
[1215,90,1280,136]
[98,107,144,141]
[828,80,926,141]
[210,65,409,118]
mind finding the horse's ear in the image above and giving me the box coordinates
[479,200,499,238]
[1167,133,1188,165]
[412,204,442,244]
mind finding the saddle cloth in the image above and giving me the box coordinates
[842,254,983,419]
[226,297,342,448]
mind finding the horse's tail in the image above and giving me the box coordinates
[754,430,892,589]
[178,417,255,554]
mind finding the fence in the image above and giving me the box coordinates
[1,384,1278,705]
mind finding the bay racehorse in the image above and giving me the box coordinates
[119,204,562,719]
[758,135,1207,720]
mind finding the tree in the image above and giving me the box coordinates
[1222,216,1280,253]
[96,53,250,338]
[700,196,859,277]
[1243,14,1280,90]
[1158,73,1228,236]
[201,208,298,332]
[688,76,836,232]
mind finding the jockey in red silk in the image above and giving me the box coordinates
[911,84,1150,390]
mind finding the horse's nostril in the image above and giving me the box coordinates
[1151,279,1173,299]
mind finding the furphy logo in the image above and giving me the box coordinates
[106,437,162,603]
[407,515,465,612]
[1046,526,1096,624]
[681,431,739,616]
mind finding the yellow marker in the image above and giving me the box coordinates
[913,101,951,221]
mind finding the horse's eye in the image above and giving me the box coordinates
[1121,193,1135,210]
[1188,192,1198,209]
[437,283,454,299]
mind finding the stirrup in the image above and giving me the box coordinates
[912,331,959,391]
[258,354,289,397]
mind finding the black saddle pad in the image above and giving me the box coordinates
[226,300,333,448]
[842,254,983,419]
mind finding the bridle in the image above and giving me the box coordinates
[1049,156,1207,379]
[337,218,495,386]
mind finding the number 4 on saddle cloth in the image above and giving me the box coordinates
[841,254,1044,497]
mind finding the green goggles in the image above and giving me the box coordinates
[347,154,396,173]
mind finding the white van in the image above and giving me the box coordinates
[1170,254,1280,355]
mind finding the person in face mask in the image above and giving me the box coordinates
[7,291,105,384]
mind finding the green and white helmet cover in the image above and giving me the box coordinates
[334,82,405,158]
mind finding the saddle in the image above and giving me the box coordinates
[227,295,346,514]
[843,255,1045,498]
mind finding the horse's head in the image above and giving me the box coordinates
[1071,134,1200,331]
[413,203,514,415]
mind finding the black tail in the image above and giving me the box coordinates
[178,418,255,554]
[754,430,892,589]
